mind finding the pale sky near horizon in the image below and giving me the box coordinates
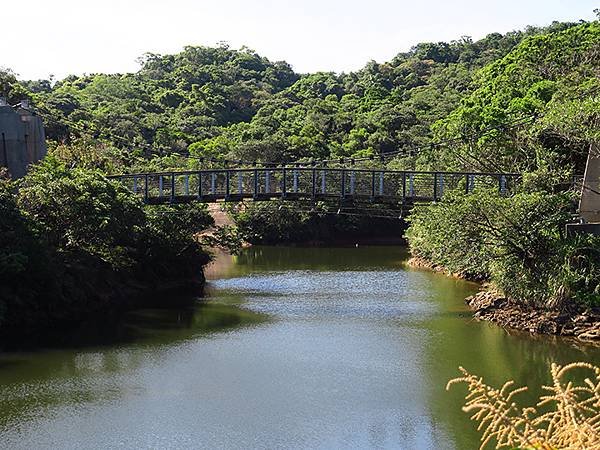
[2,0,598,80]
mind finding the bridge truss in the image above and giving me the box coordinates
[112,167,520,206]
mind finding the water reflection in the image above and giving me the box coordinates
[0,246,599,450]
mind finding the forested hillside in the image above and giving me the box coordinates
[425,20,600,173]
[1,19,588,172]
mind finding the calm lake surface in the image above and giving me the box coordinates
[1,246,600,449]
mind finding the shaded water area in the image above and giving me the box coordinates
[1,246,600,449]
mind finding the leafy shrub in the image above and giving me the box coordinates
[17,157,145,268]
[232,201,400,245]
[0,159,213,342]
[140,203,213,273]
[405,185,600,309]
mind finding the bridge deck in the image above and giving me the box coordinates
[111,167,520,204]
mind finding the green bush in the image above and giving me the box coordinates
[0,159,213,342]
[405,186,600,309]
[18,157,146,268]
[232,201,401,245]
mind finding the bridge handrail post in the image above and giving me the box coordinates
[144,174,149,203]
[253,169,258,199]
[133,176,138,194]
[197,172,202,199]
[321,169,326,194]
[350,170,355,195]
[159,175,164,198]
[184,174,189,196]
[282,167,287,198]
[379,171,384,196]
[170,173,175,203]
[433,172,438,201]
[499,174,506,195]
[238,172,243,195]
[402,172,406,200]
[265,170,270,194]
[293,169,298,193]
[211,172,216,195]
[341,169,346,198]
[225,170,230,200]
[312,168,317,199]
[371,170,376,200]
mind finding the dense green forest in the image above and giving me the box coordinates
[1,15,599,341]
[0,19,588,171]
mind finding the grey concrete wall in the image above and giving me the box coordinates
[0,102,47,178]
[0,105,28,178]
[579,144,600,223]
[17,107,47,164]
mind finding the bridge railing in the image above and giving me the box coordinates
[112,168,520,204]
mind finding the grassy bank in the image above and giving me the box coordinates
[404,187,600,336]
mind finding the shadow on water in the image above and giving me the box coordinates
[3,295,269,352]
[207,245,411,279]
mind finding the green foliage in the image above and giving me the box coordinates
[31,45,298,154]
[232,202,400,245]
[406,185,600,309]
[554,235,600,307]
[18,157,145,267]
[233,202,316,244]
[405,20,600,310]
[0,161,212,341]
[0,69,32,104]
[431,22,600,173]
[141,203,213,271]
[7,22,573,169]
[406,189,494,279]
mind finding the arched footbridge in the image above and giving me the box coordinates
[111,167,519,205]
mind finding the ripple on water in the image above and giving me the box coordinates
[209,270,439,320]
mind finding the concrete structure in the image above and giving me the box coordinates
[578,144,600,223]
[566,144,600,236]
[0,98,47,178]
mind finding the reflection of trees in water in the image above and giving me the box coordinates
[0,298,268,431]
[231,245,409,273]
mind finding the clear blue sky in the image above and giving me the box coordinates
[3,0,597,80]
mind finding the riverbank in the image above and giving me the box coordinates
[466,290,600,342]
[407,257,600,341]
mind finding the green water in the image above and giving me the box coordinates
[1,246,599,449]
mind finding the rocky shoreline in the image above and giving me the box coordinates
[466,290,600,342]
[407,255,600,342]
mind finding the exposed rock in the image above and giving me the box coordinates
[466,290,600,342]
